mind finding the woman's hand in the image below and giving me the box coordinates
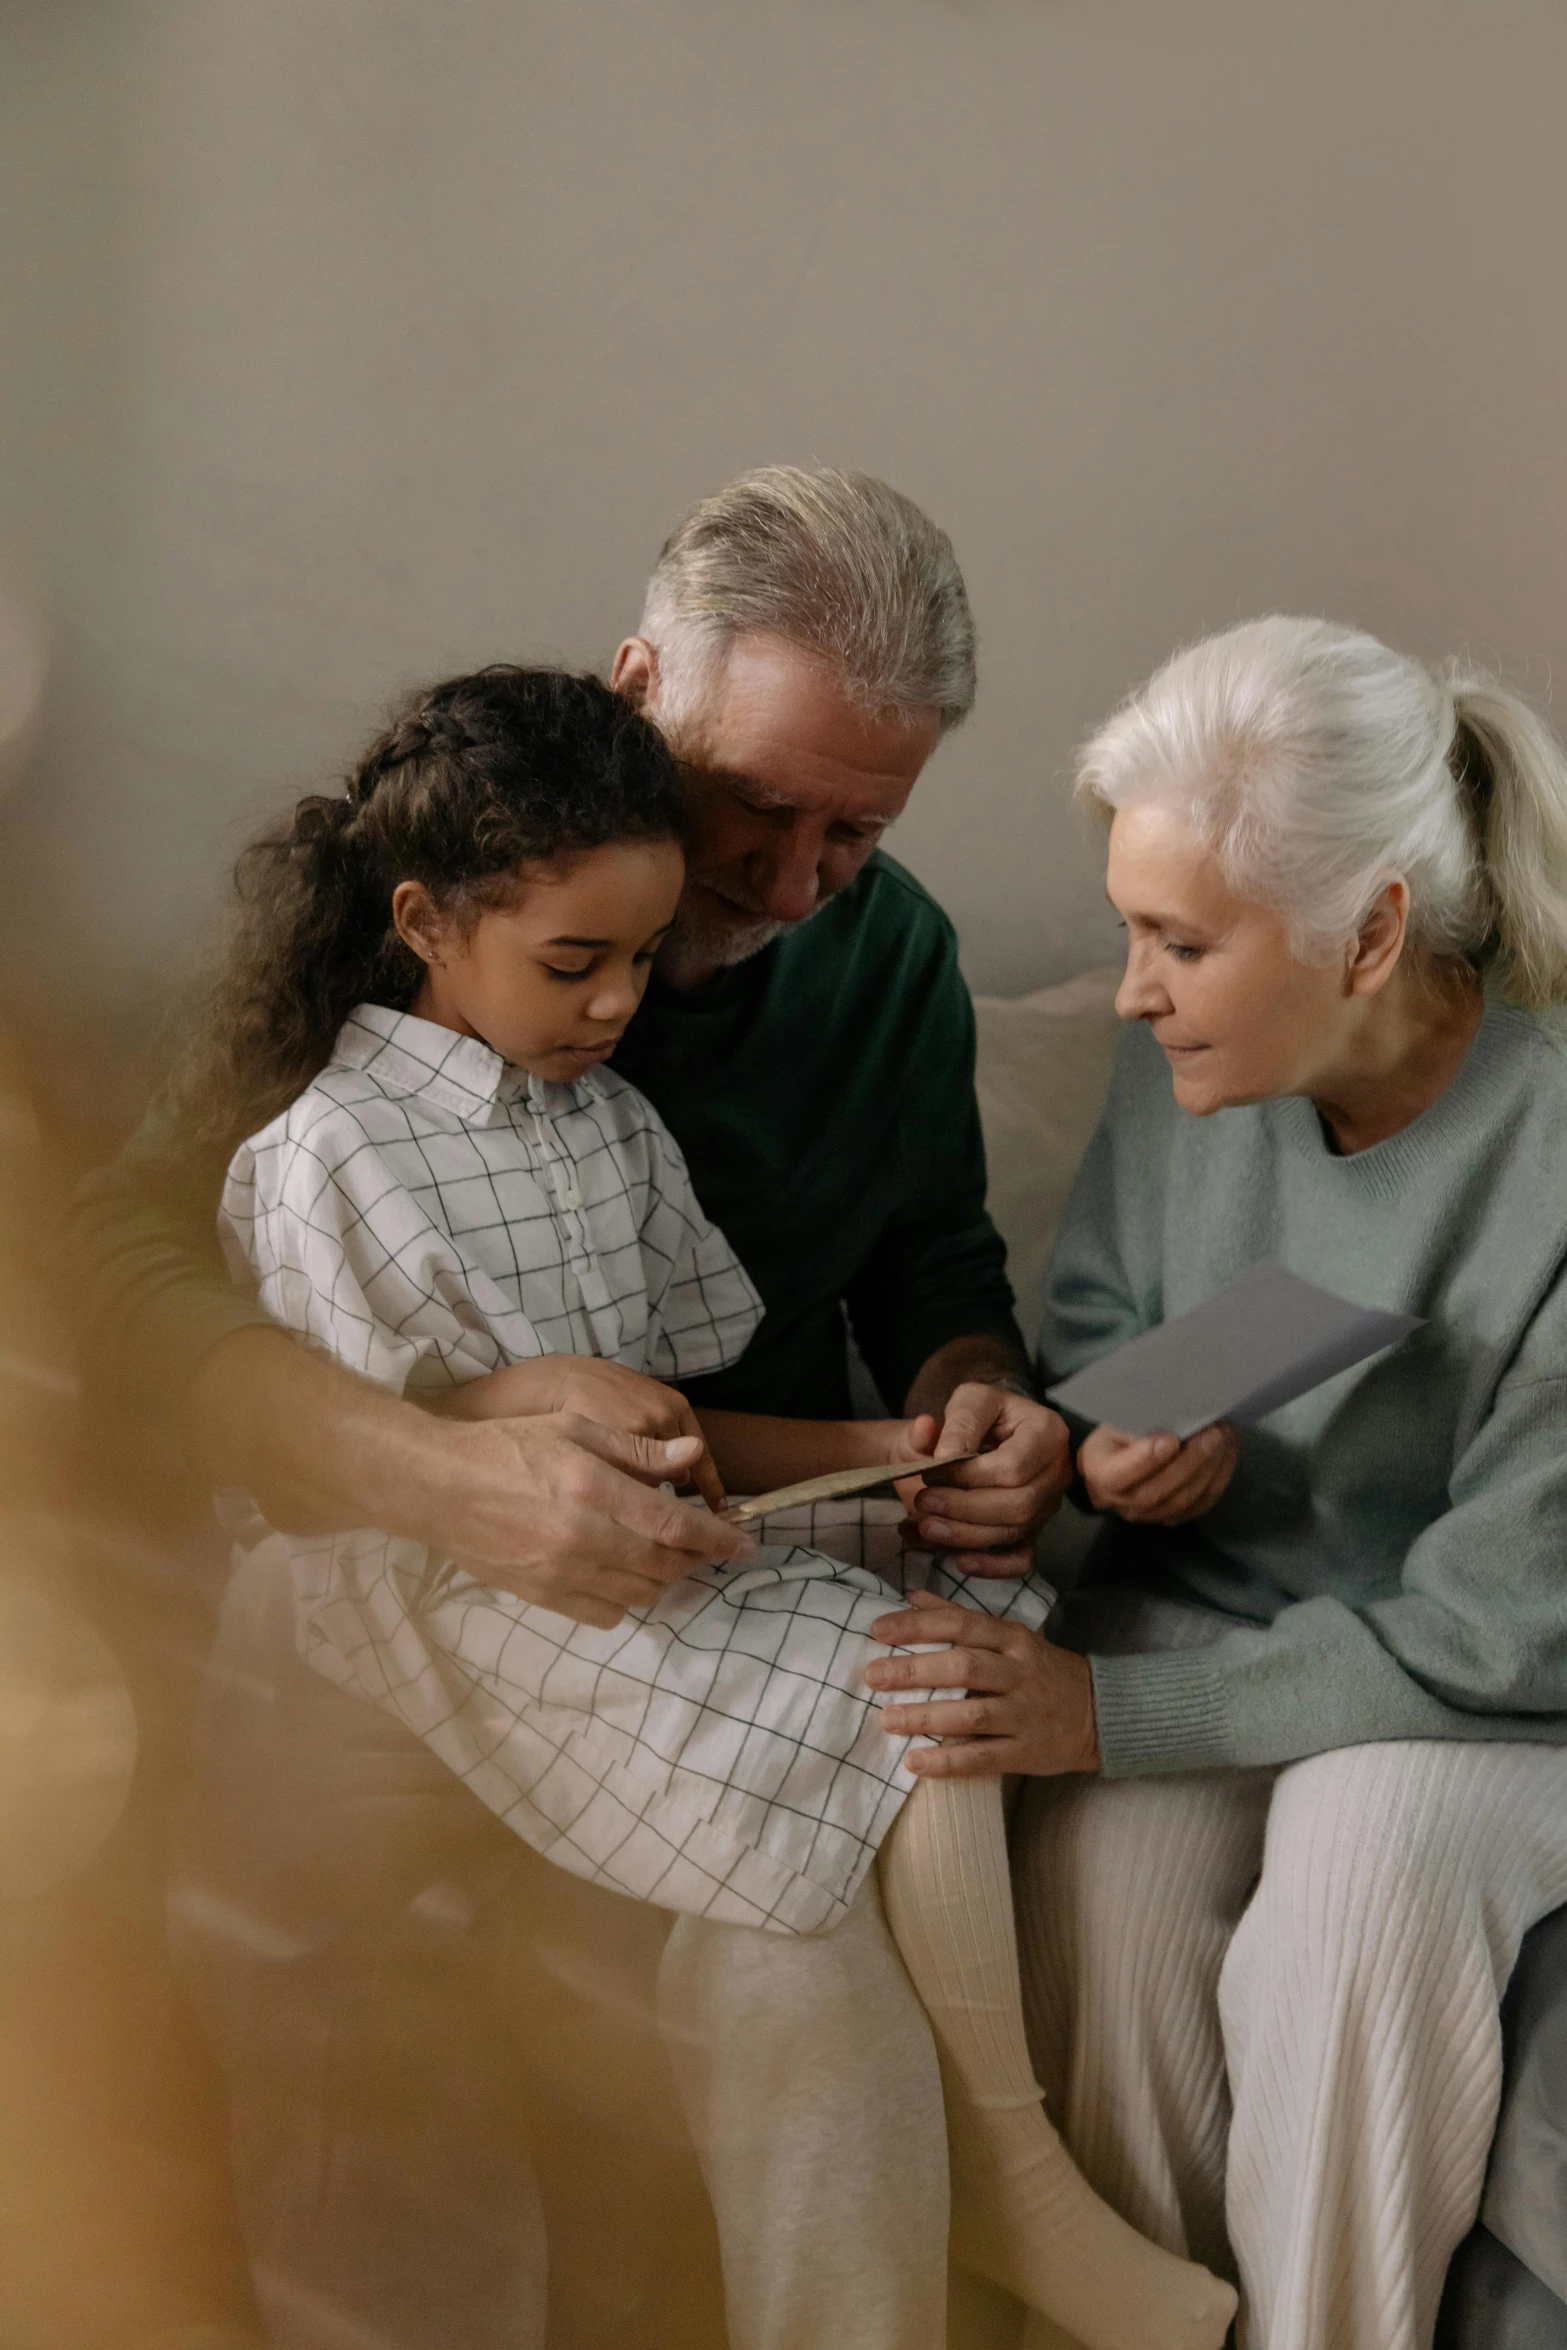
[430,1357,725,1512]
[864,1591,1100,1777]
[1078,1421,1238,1524]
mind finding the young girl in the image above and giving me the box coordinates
[210,665,1234,2350]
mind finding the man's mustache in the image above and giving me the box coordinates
[692,877,784,923]
[686,873,835,929]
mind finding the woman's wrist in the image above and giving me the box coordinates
[1062,1647,1103,1773]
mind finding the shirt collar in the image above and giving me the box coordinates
[333,1004,594,1125]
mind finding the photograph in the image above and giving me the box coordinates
[2,5,1565,2346]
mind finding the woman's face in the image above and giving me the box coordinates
[1105,800,1361,1114]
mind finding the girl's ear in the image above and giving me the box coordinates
[392,880,448,966]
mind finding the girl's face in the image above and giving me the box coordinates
[1105,800,1379,1113]
[395,837,686,1081]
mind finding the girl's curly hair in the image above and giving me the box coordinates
[164,665,682,1164]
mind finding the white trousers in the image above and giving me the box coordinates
[1013,1734,1567,2350]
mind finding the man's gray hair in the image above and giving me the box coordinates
[638,465,976,734]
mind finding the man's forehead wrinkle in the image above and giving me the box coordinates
[706,719,921,811]
[708,769,792,809]
[707,761,900,825]
[697,642,935,799]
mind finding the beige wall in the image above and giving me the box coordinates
[4,0,1567,1120]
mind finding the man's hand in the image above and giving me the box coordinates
[1078,1422,1238,1525]
[903,1383,1073,1575]
[420,1411,751,1629]
[183,1326,750,1632]
[431,1356,724,1512]
[864,1590,1100,1777]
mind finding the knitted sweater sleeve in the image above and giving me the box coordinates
[1091,1266,1567,1776]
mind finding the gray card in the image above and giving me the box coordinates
[1045,1261,1422,1440]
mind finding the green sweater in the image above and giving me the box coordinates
[1041,1006,1567,1779]
[70,851,1022,1460]
[615,853,1020,1414]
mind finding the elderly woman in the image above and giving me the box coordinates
[868,615,1567,2350]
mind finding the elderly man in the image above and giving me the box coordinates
[75,468,1069,2349]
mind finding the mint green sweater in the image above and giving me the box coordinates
[1040,1004,1567,1779]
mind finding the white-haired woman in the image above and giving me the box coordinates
[866,616,1567,2350]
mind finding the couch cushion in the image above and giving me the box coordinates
[973,969,1122,1350]
[1483,1903,1567,2306]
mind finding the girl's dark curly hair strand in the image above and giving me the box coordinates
[165,666,682,1165]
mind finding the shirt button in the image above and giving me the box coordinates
[561,1187,582,1210]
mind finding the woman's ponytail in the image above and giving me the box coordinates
[1444,665,1567,1009]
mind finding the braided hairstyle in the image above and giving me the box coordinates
[169,666,682,1162]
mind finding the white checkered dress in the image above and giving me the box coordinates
[220,1004,1053,1934]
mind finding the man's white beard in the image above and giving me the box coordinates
[659,889,824,986]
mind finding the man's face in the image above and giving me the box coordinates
[612,632,942,984]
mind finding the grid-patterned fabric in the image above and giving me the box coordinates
[220,1003,763,1393]
[220,1005,1055,1933]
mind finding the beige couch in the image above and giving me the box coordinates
[972,967,1123,1353]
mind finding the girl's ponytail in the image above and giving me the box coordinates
[1445,666,1567,1009]
[164,778,418,1166]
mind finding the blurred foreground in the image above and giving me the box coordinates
[0,1016,733,2349]
[0,1016,257,2349]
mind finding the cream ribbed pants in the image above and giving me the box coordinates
[1013,1735,1567,2350]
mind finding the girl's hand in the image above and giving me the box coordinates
[430,1358,725,1513]
[1077,1421,1237,1525]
